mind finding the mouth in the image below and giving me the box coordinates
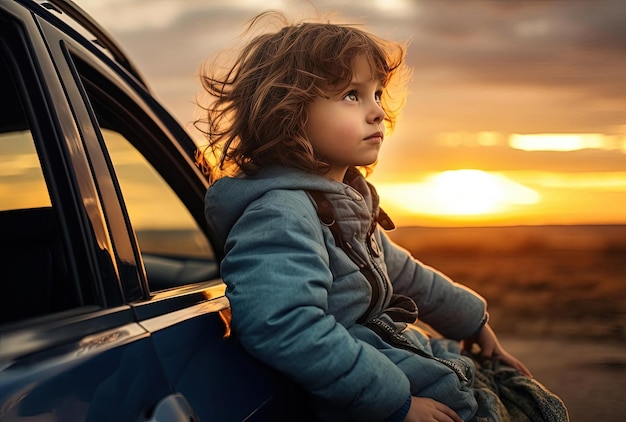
[364,131,384,143]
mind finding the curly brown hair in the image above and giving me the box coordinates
[194,11,410,182]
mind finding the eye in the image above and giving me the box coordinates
[343,90,358,102]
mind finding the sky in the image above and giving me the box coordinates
[74,0,626,227]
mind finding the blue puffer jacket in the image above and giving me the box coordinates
[205,166,488,421]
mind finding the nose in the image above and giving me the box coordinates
[368,102,385,124]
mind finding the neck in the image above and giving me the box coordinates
[322,167,348,183]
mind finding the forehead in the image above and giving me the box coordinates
[351,55,382,84]
[346,55,383,89]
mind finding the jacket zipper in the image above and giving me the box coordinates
[370,253,389,309]
[367,318,469,384]
[344,241,381,324]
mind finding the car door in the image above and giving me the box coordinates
[2,2,308,420]
[41,4,309,422]
[62,30,311,422]
[0,4,178,422]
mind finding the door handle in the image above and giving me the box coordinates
[146,393,199,422]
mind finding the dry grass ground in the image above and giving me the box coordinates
[389,225,626,421]
[387,225,626,341]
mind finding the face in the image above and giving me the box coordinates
[305,55,386,182]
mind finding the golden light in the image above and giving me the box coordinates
[509,133,612,151]
[430,170,506,215]
[376,169,540,217]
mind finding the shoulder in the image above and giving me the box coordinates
[232,188,324,242]
[247,189,318,219]
[226,188,328,258]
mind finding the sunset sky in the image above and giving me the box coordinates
[76,0,626,227]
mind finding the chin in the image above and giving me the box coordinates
[365,154,381,165]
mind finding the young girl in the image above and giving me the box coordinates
[196,11,567,422]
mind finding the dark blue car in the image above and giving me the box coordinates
[0,0,306,420]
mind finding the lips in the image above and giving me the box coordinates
[364,131,384,142]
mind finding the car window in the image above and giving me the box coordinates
[71,55,218,292]
[99,129,209,258]
[0,121,50,210]
[0,28,87,325]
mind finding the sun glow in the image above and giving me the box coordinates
[376,169,540,217]
[430,170,507,215]
[509,133,619,151]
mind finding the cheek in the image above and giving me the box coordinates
[306,107,335,142]
[308,119,352,151]
[333,120,358,139]
[305,102,358,152]
[311,108,352,137]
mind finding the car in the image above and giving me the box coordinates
[0,0,308,420]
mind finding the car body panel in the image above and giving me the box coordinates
[0,320,172,421]
[0,0,309,420]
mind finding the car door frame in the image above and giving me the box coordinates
[38,4,303,421]
[0,4,183,421]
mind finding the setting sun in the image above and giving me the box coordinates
[375,169,541,223]
[429,170,526,215]
[39,1,626,229]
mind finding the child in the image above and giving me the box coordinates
[196,11,567,422]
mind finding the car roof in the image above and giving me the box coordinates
[14,0,149,90]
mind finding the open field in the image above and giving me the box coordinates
[143,224,625,420]
[389,224,626,421]
[388,224,626,341]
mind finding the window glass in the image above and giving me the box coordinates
[0,46,48,212]
[0,130,50,211]
[74,59,217,291]
[0,35,83,325]
[101,129,213,260]
[98,128,217,292]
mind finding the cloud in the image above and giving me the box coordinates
[75,0,626,175]
[77,0,294,32]
[402,1,626,102]
[77,0,187,32]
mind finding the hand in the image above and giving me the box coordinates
[462,323,532,377]
[403,397,462,422]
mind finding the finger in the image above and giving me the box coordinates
[479,343,496,359]
[513,360,533,377]
[436,402,463,422]
[499,353,533,377]
[460,339,473,352]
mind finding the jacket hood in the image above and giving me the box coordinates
[205,166,367,246]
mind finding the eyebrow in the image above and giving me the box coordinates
[347,79,384,89]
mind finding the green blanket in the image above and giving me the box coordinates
[470,357,569,422]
